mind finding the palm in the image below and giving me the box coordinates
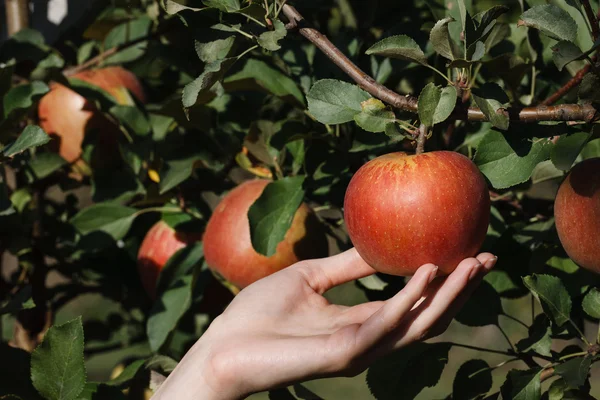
[202,249,497,397]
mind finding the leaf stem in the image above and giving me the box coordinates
[497,324,517,353]
[446,342,515,357]
[501,313,530,330]
[425,65,453,84]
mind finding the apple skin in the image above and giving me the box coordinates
[137,220,202,299]
[344,151,490,276]
[554,158,600,273]
[38,66,146,164]
[203,180,328,290]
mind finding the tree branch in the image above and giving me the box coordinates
[4,0,29,36]
[541,63,591,106]
[281,4,598,124]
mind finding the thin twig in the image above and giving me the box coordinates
[541,63,592,106]
[64,27,167,76]
[446,342,514,357]
[281,4,598,124]
[582,0,600,41]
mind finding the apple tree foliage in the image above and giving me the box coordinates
[1,0,600,398]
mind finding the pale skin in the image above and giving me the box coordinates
[152,249,497,400]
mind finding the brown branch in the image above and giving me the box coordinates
[4,0,29,36]
[64,26,168,76]
[281,4,599,124]
[541,63,592,106]
[582,0,599,41]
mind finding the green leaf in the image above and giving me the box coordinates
[455,281,503,326]
[471,83,509,130]
[31,318,86,400]
[519,5,578,42]
[159,157,203,194]
[501,369,542,400]
[103,16,151,64]
[202,0,241,12]
[306,79,371,125]
[552,41,584,71]
[579,72,600,103]
[248,176,306,257]
[523,274,572,328]
[195,36,236,63]
[106,360,145,388]
[452,359,493,400]
[70,203,138,240]
[548,378,569,400]
[2,125,50,157]
[77,383,126,400]
[225,59,305,105]
[468,41,485,61]
[145,355,178,373]
[474,5,510,39]
[3,81,49,118]
[155,242,204,296]
[515,315,552,357]
[354,98,396,133]
[551,132,591,171]
[258,20,287,51]
[475,131,553,189]
[182,58,237,108]
[109,105,151,136]
[26,153,67,182]
[367,342,451,400]
[554,355,592,389]
[418,83,457,126]
[430,17,456,60]
[357,275,388,291]
[147,275,194,352]
[582,288,600,319]
[365,35,428,65]
[0,286,35,315]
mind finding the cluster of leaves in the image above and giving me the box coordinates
[1,0,600,399]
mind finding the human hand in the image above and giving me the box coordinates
[152,249,497,400]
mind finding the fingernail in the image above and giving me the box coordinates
[468,263,483,281]
[429,266,439,283]
[484,256,498,271]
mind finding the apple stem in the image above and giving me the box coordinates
[416,124,428,155]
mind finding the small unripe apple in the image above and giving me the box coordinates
[137,220,201,299]
[203,180,328,290]
[554,158,600,273]
[344,151,490,276]
[38,66,145,164]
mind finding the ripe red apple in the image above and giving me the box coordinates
[554,158,600,273]
[344,151,490,276]
[137,220,202,299]
[203,180,328,290]
[38,66,146,164]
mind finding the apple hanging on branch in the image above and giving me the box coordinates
[38,66,145,166]
[555,157,600,274]
[344,151,491,276]
[203,179,328,291]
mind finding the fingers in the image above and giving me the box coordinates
[392,254,497,349]
[296,248,377,294]
[354,263,438,352]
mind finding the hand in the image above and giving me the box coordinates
[152,249,497,400]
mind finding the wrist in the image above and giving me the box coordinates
[151,328,243,400]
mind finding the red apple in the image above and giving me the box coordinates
[344,151,490,276]
[137,220,202,299]
[203,180,328,290]
[554,158,600,273]
[38,66,146,164]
